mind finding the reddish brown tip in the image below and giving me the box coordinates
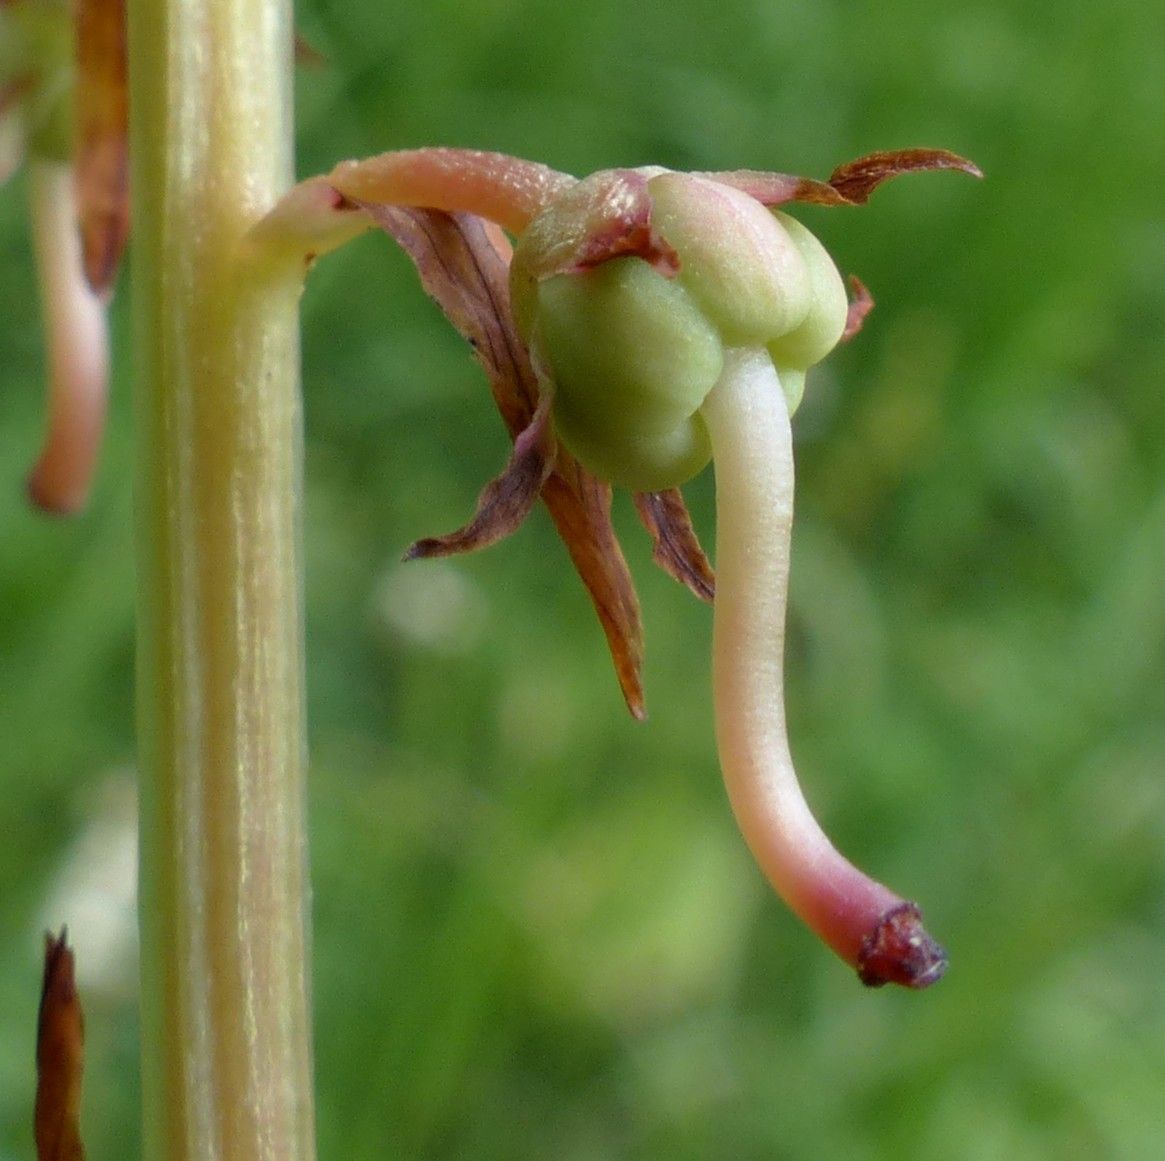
[857,902,948,989]
[26,473,87,517]
[36,928,86,1161]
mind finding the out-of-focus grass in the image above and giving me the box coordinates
[3,1,1165,1157]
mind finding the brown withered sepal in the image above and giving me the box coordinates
[841,275,875,343]
[35,929,85,1161]
[634,490,715,604]
[353,203,651,717]
[698,147,982,209]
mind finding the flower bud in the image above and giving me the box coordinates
[512,170,848,490]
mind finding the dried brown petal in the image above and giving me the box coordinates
[405,388,557,560]
[827,148,983,205]
[358,204,540,424]
[634,489,715,603]
[74,0,128,293]
[35,929,85,1161]
[357,204,648,716]
[841,275,875,343]
[543,453,646,719]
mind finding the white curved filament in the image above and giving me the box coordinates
[701,347,943,985]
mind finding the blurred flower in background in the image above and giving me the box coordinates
[1,0,125,514]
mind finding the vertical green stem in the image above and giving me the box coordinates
[128,0,315,1157]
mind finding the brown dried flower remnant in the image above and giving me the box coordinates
[35,928,86,1161]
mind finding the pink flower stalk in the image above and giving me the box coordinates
[25,159,110,514]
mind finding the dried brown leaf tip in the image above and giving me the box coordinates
[36,929,85,1161]
[308,145,976,714]
[404,385,558,561]
[827,148,983,205]
[700,147,982,208]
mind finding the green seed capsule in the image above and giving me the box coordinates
[647,173,812,346]
[766,212,848,375]
[533,257,722,490]
[513,170,849,490]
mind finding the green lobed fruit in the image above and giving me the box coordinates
[647,172,812,346]
[766,212,848,380]
[512,170,849,490]
[533,257,721,491]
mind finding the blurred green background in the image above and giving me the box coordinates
[3,0,1165,1157]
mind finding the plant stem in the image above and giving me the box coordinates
[128,0,316,1155]
[701,347,946,988]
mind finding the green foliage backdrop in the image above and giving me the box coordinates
[3,0,1164,1156]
